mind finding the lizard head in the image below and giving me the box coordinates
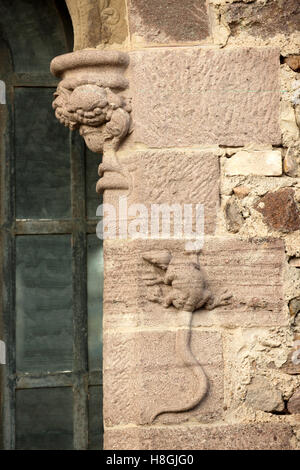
[142,250,172,270]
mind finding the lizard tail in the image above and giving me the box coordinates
[149,310,208,423]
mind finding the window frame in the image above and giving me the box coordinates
[0,46,102,451]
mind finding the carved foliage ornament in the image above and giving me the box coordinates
[50,50,132,192]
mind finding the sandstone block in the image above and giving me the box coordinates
[105,423,293,450]
[105,149,219,228]
[129,47,281,147]
[103,330,223,426]
[104,237,285,329]
[128,0,210,44]
[255,188,300,233]
[224,150,282,176]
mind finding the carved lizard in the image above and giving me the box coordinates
[142,250,231,423]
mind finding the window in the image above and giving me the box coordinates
[0,0,103,450]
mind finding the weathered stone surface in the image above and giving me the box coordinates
[246,376,284,412]
[225,150,282,176]
[255,188,300,233]
[128,0,210,44]
[105,423,293,450]
[222,0,300,38]
[105,149,219,236]
[138,150,219,207]
[288,387,300,413]
[103,330,223,426]
[104,237,285,329]
[224,197,245,233]
[129,47,281,147]
[285,55,300,72]
[138,150,219,235]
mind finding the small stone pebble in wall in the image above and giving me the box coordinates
[289,257,300,268]
[224,197,245,233]
[289,297,300,317]
[233,185,250,199]
[283,149,299,177]
[285,55,300,72]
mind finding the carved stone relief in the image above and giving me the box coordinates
[142,249,231,423]
[65,0,127,50]
[50,49,132,192]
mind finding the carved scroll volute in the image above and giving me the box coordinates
[50,50,132,193]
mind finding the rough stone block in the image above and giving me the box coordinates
[104,423,293,450]
[224,197,245,233]
[277,334,300,375]
[245,376,284,412]
[233,185,250,199]
[224,150,282,176]
[129,47,281,147]
[288,387,300,414]
[103,330,223,427]
[128,0,210,44]
[285,55,300,72]
[255,188,300,233]
[221,0,300,38]
[104,237,285,330]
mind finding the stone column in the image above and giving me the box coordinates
[51,0,300,451]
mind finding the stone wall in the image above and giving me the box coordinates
[72,0,300,450]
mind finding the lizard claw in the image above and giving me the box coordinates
[142,275,164,286]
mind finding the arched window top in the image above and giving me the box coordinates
[0,0,72,73]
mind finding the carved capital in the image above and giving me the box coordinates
[50,49,132,192]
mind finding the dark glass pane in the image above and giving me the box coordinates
[16,387,73,450]
[0,0,70,73]
[87,235,103,371]
[86,148,102,219]
[88,386,103,450]
[16,235,73,373]
[15,88,71,219]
